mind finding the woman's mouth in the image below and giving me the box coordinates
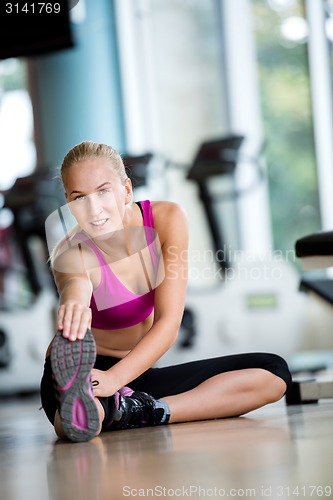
[90,218,109,227]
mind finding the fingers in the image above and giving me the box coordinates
[58,303,92,341]
[91,369,101,396]
[90,369,115,398]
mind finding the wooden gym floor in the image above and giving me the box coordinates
[0,393,332,500]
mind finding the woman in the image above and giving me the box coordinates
[40,141,292,442]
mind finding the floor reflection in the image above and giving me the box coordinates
[46,415,298,500]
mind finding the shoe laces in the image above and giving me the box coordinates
[128,392,157,426]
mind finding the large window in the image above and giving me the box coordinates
[252,0,321,254]
[327,0,333,84]
[0,58,36,191]
[148,0,226,165]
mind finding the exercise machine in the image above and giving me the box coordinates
[0,171,60,395]
[285,231,333,404]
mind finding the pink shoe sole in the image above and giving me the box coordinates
[51,329,100,442]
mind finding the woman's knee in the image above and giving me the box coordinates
[259,369,287,403]
[262,352,292,392]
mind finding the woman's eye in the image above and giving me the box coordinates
[75,195,86,201]
[99,189,110,195]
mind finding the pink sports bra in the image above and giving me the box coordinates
[75,200,158,330]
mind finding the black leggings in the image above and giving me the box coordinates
[40,351,292,426]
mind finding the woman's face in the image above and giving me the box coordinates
[63,158,132,238]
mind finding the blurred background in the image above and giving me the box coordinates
[1,0,333,396]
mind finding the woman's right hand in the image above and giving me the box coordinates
[58,302,92,341]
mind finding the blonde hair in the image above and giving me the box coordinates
[61,141,128,185]
[49,141,130,268]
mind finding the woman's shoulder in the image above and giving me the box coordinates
[151,200,187,219]
[150,200,188,236]
[52,237,98,274]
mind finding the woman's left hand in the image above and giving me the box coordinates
[90,368,118,398]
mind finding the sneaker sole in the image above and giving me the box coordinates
[50,329,100,442]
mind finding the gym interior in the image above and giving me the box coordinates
[0,1,332,499]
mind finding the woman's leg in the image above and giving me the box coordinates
[165,368,286,423]
[41,338,292,435]
[128,352,292,422]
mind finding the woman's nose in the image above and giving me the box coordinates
[86,193,103,216]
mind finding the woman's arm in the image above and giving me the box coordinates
[92,201,189,397]
[53,246,93,341]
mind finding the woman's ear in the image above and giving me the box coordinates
[124,178,133,204]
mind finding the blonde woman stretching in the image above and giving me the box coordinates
[40,141,292,442]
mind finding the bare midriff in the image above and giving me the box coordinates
[92,310,154,358]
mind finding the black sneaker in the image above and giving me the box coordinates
[109,391,170,430]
